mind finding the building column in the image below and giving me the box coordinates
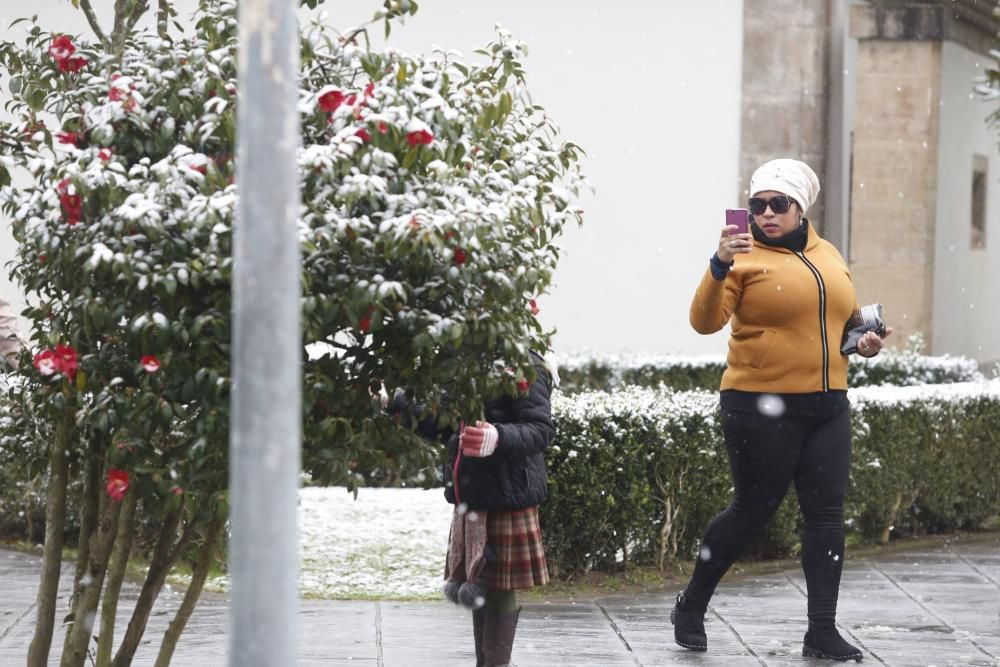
[739,0,831,232]
[848,4,946,348]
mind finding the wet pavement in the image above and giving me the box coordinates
[1,534,998,666]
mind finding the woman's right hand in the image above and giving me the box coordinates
[716,225,753,263]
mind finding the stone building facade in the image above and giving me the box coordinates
[740,0,1000,368]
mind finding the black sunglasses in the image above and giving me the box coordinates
[748,195,795,215]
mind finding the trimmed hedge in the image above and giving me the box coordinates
[555,345,985,394]
[541,381,1000,576]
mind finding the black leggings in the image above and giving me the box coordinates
[685,392,852,626]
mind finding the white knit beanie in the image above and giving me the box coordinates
[749,159,821,215]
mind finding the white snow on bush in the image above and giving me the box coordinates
[849,378,1000,406]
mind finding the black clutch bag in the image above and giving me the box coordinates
[841,303,886,355]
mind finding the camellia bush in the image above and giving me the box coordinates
[0,0,584,664]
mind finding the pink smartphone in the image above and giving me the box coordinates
[726,208,749,235]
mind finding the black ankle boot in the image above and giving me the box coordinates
[670,592,707,651]
[472,608,485,667]
[483,606,520,667]
[802,623,863,662]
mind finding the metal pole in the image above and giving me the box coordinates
[230,0,301,664]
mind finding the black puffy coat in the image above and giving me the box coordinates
[442,360,554,511]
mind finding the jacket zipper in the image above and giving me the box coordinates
[793,251,830,391]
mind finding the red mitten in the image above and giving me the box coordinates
[459,421,499,457]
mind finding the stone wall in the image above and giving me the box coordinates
[739,0,831,230]
[848,37,941,346]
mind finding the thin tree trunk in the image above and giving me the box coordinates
[60,491,123,667]
[26,410,73,667]
[153,518,224,667]
[156,0,171,39]
[109,0,150,59]
[63,442,101,658]
[112,509,194,667]
[95,487,138,667]
[880,492,903,546]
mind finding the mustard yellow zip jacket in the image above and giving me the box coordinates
[690,223,858,393]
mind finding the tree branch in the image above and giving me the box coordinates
[110,0,129,57]
[79,0,109,48]
[124,0,151,37]
[157,0,171,40]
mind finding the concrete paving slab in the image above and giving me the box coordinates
[1,533,998,666]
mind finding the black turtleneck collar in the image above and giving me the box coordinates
[751,217,809,252]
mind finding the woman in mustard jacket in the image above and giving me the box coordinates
[672,159,891,662]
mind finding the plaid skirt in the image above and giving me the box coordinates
[446,506,549,591]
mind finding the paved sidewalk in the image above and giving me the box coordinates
[2,534,998,666]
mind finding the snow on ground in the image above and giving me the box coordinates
[296,486,453,599]
[203,486,454,600]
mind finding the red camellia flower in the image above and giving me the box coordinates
[48,35,86,72]
[170,486,184,496]
[62,56,87,73]
[364,82,375,98]
[529,299,540,316]
[32,349,58,376]
[48,35,75,61]
[406,129,434,147]
[99,148,112,162]
[106,468,129,502]
[516,379,530,394]
[354,128,371,143]
[359,307,375,333]
[56,131,79,146]
[345,94,357,106]
[377,121,389,134]
[32,344,77,380]
[109,86,126,102]
[318,89,345,113]
[57,179,83,225]
[141,355,161,373]
[54,344,78,380]
[453,248,467,266]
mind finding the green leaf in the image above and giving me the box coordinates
[27,87,45,112]
[498,91,512,118]
[402,147,418,170]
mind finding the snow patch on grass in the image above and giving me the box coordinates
[203,486,453,600]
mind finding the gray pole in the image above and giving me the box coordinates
[230,0,301,665]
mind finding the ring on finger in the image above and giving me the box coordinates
[729,240,736,248]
